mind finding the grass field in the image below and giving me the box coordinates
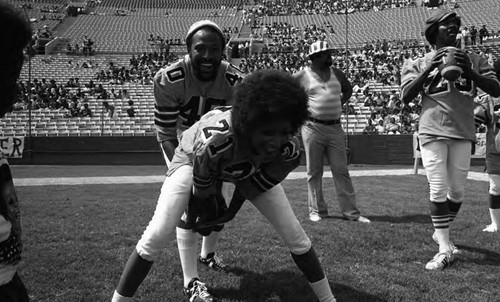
[12,165,500,302]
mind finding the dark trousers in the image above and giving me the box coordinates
[0,273,29,302]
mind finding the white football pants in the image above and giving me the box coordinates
[136,165,311,261]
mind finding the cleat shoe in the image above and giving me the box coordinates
[199,252,227,271]
[425,251,453,271]
[309,213,322,222]
[356,216,371,223]
[432,233,460,254]
[184,278,216,302]
[483,224,498,232]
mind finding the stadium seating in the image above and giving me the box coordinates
[3,0,500,137]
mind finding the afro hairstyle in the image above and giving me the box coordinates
[231,69,309,137]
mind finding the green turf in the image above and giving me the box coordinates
[16,175,499,302]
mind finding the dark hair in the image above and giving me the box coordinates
[0,1,32,117]
[231,69,309,136]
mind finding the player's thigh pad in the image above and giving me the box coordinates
[489,174,500,195]
[250,184,311,254]
[420,141,448,202]
[136,165,193,261]
[446,140,471,202]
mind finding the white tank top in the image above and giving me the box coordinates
[304,67,343,120]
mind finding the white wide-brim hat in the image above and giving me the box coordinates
[308,41,331,58]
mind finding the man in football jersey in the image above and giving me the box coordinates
[112,69,337,302]
[475,60,500,233]
[0,1,32,301]
[154,20,244,277]
[112,20,245,302]
[401,9,500,270]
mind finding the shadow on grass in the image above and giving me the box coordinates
[364,214,429,224]
[455,244,500,266]
[308,214,429,225]
[216,267,387,302]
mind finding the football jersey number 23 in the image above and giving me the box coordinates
[426,72,474,96]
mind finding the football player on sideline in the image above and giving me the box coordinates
[401,9,500,271]
[112,69,337,302]
[154,20,244,280]
[475,60,500,233]
[0,1,32,301]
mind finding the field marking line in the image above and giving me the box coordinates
[12,169,489,187]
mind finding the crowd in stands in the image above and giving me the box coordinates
[360,90,420,135]
[14,75,139,119]
[94,51,178,85]
[147,25,238,52]
[251,0,417,16]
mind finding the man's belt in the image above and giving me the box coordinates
[308,117,341,125]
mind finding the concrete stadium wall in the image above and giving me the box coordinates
[8,135,484,166]
[10,136,164,165]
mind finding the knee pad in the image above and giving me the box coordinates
[288,234,312,255]
[489,174,500,195]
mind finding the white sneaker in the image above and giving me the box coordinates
[483,224,498,232]
[309,213,322,222]
[425,250,453,270]
[356,216,371,223]
[432,233,460,254]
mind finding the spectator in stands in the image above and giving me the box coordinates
[363,119,377,134]
[386,117,401,134]
[79,103,92,117]
[126,100,135,118]
[470,25,477,45]
[66,99,80,117]
[0,2,32,300]
[479,25,489,45]
[460,26,469,48]
[102,101,115,118]
[375,119,386,133]
[294,41,370,223]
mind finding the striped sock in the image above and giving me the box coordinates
[430,201,450,230]
[448,199,462,222]
[429,201,450,252]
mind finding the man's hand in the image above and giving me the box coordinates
[453,49,472,75]
[185,192,227,236]
[427,47,449,73]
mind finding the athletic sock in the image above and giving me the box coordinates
[111,291,134,302]
[291,247,325,282]
[489,208,500,227]
[200,231,220,259]
[309,277,336,302]
[429,201,450,252]
[176,227,199,288]
[488,194,500,228]
[447,198,462,222]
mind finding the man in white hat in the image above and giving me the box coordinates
[111,20,244,302]
[293,40,370,224]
